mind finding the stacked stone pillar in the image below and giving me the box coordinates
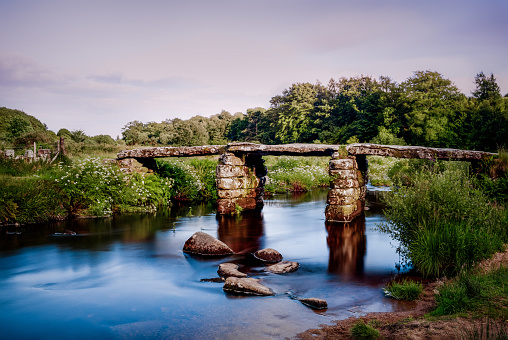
[216,153,266,215]
[325,152,367,222]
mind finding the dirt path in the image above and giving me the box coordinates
[296,246,508,340]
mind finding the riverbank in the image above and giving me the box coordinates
[297,246,508,339]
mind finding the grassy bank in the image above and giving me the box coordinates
[0,156,173,225]
[379,163,508,278]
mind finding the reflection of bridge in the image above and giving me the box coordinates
[118,143,496,222]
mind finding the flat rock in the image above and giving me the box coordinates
[183,231,235,256]
[218,263,248,278]
[223,277,274,296]
[299,298,328,310]
[266,261,299,274]
[253,248,283,263]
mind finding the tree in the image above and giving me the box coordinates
[6,116,32,141]
[472,72,501,100]
[270,82,325,143]
[397,71,465,147]
[92,134,116,144]
[122,121,146,145]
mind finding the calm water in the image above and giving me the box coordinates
[0,189,403,340]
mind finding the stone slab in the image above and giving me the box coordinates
[329,178,360,189]
[117,145,225,159]
[329,158,357,170]
[219,153,244,166]
[216,197,258,214]
[216,165,251,178]
[217,188,257,199]
[216,177,261,190]
[325,201,364,222]
[346,143,496,161]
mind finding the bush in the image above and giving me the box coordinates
[154,158,215,203]
[0,177,66,224]
[350,320,380,340]
[54,158,172,216]
[383,279,423,301]
[379,166,507,277]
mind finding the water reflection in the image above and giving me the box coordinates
[216,211,265,254]
[0,189,403,340]
[326,215,366,278]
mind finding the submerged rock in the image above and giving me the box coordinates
[200,278,225,283]
[253,248,283,263]
[223,277,274,296]
[183,231,235,256]
[218,263,248,278]
[266,261,299,274]
[299,298,328,310]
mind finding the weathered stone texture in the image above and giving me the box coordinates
[329,158,357,170]
[346,143,496,161]
[266,261,299,274]
[330,178,360,189]
[218,153,244,166]
[218,263,248,278]
[329,169,358,179]
[223,277,274,296]
[254,248,283,263]
[299,298,328,310]
[183,231,235,256]
[216,198,258,214]
[216,165,250,178]
[117,145,224,159]
[217,188,257,199]
[325,201,364,222]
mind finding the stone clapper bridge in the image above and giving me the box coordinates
[117,143,496,222]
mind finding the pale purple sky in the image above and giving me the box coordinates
[1,0,507,138]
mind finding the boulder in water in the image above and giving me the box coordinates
[223,277,274,296]
[299,298,328,310]
[266,261,299,274]
[218,263,248,278]
[253,248,283,263]
[183,231,234,256]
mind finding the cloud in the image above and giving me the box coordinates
[0,53,60,88]
[87,73,202,90]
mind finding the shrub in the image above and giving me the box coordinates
[379,166,507,277]
[55,158,172,216]
[0,177,66,224]
[350,320,380,340]
[383,279,423,301]
[154,158,215,203]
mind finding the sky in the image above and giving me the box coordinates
[1,0,507,138]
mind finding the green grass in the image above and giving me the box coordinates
[0,157,174,224]
[432,267,508,319]
[379,166,508,277]
[350,320,380,340]
[154,157,217,203]
[263,156,329,194]
[383,279,423,301]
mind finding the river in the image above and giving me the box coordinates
[0,188,404,339]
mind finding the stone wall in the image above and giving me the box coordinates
[325,153,367,222]
[216,153,266,215]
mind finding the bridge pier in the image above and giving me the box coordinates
[325,153,367,222]
[215,153,266,215]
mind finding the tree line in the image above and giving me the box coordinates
[2,70,506,153]
[121,71,507,152]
